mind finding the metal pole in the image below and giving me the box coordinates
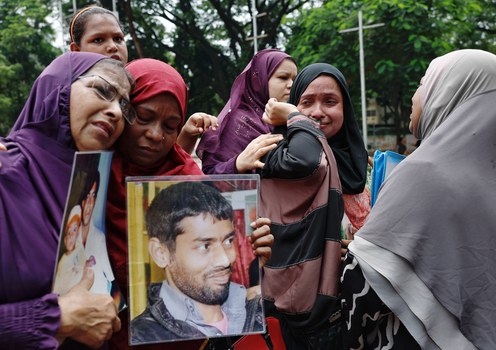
[73,0,77,14]
[358,10,367,149]
[112,0,119,20]
[250,0,258,54]
[59,0,67,52]
[339,12,383,150]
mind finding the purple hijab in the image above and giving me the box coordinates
[197,49,295,174]
[0,52,107,349]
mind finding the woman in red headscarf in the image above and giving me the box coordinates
[106,58,204,350]
[106,59,273,350]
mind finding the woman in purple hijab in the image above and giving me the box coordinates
[0,51,133,349]
[197,49,297,174]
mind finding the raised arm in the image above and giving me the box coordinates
[261,109,324,179]
[177,112,218,154]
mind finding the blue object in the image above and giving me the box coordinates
[370,150,406,207]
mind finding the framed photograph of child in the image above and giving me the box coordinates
[52,151,125,311]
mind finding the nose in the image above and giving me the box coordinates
[212,245,232,268]
[105,99,123,123]
[308,103,325,120]
[145,121,164,142]
[106,40,118,53]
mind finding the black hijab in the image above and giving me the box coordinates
[289,63,368,194]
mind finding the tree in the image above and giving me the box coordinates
[286,0,496,143]
[116,0,309,114]
[0,0,61,135]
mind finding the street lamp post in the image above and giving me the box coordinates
[339,9,384,149]
[247,0,267,54]
[250,0,258,53]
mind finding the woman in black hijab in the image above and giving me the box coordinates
[288,63,368,195]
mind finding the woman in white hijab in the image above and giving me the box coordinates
[342,49,496,350]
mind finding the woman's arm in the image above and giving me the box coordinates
[0,294,60,349]
[201,133,283,174]
[0,266,120,350]
[261,113,324,179]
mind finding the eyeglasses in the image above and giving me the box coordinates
[77,75,137,125]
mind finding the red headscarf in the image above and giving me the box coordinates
[106,59,203,350]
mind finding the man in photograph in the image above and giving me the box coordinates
[130,181,264,343]
[78,168,115,294]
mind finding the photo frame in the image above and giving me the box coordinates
[52,151,125,311]
[126,174,264,345]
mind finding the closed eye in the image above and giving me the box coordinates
[163,120,181,134]
[136,114,152,125]
[299,99,313,106]
[94,84,115,101]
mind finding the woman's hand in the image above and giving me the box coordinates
[341,239,352,261]
[183,112,218,136]
[262,98,299,125]
[177,112,218,154]
[235,133,283,172]
[57,266,120,348]
[368,156,374,168]
[250,217,274,268]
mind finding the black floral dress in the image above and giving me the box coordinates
[341,253,421,350]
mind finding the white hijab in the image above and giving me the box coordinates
[351,49,496,349]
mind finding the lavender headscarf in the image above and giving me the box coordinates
[350,50,496,349]
[197,49,295,174]
[0,52,106,304]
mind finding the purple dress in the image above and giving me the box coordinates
[0,52,107,349]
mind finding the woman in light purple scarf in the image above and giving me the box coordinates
[0,52,133,349]
[197,49,296,174]
[342,49,496,350]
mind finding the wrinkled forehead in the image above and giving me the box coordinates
[84,64,131,99]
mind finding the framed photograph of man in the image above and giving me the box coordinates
[52,151,125,311]
[126,175,265,345]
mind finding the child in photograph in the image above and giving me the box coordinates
[53,205,86,295]
[78,168,115,295]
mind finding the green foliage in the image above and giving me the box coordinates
[0,0,61,135]
[118,0,310,115]
[3,0,495,138]
[286,0,496,141]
